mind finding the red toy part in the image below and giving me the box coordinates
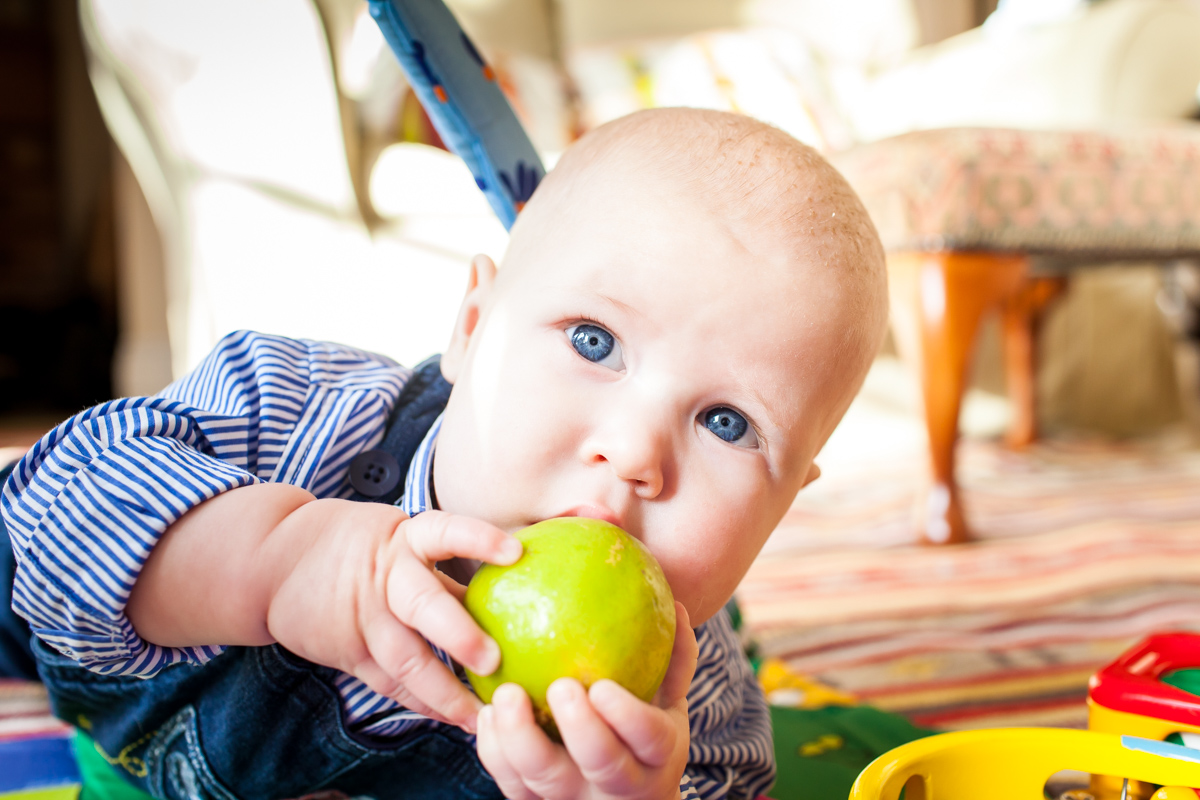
[1090,633,1200,728]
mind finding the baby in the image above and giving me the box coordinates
[0,107,886,800]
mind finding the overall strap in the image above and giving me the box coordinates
[347,354,452,506]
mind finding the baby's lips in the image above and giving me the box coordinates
[553,505,624,529]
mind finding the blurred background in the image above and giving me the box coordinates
[4,0,1200,737]
[8,0,1199,426]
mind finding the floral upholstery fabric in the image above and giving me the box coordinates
[829,126,1200,258]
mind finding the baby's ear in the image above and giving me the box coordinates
[441,254,497,383]
[801,461,821,488]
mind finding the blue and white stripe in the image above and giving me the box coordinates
[1,330,774,799]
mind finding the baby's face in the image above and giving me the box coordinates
[435,169,857,625]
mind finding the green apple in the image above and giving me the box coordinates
[464,517,676,739]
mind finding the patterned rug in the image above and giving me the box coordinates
[0,679,68,741]
[737,391,1200,730]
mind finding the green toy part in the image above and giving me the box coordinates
[1161,668,1200,698]
[72,734,152,800]
[768,704,936,800]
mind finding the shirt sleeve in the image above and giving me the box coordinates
[682,609,776,800]
[1,330,407,677]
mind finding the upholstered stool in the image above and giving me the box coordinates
[831,125,1200,545]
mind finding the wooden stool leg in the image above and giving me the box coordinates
[888,252,1029,545]
[1001,276,1066,449]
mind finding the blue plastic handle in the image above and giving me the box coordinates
[368,0,545,229]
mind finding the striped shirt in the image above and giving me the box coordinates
[2,330,774,799]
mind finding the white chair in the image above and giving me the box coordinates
[81,0,507,380]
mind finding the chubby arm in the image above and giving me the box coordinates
[0,396,260,674]
[125,481,522,730]
[124,482,313,648]
[3,331,421,678]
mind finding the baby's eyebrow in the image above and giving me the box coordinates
[733,377,780,436]
[587,290,639,320]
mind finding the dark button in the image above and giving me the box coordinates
[349,450,401,497]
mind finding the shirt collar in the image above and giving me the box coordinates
[398,412,442,517]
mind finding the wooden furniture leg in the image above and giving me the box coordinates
[888,252,1029,545]
[1001,276,1066,448]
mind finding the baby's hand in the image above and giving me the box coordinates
[476,603,699,800]
[264,501,521,732]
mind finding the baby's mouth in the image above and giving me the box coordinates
[554,505,624,529]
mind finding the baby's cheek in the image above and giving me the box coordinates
[654,543,730,626]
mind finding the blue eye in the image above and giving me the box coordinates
[570,324,613,361]
[567,324,624,370]
[704,407,753,445]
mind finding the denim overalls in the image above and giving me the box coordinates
[0,357,504,800]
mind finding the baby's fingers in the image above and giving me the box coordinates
[387,556,500,676]
[654,603,698,709]
[403,510,522,566]
[360,612,482,731]
[548,678,645,792]
[390,512,521,676]
[435,569,468,601]
[493,683,584,799]
[588,679,680,770]
[477,705,539,800]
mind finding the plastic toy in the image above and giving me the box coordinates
[1152,787,1200,800]
[850,728,1200,800]
[758,657,859,709]
[1089,633,1200,742]
[1085,633,1200,799]
[0,731,80,800]
[368,0,545,229]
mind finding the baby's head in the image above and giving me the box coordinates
[435,108,886,625]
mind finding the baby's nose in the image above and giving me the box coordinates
[583,411,671,499]
[612,442,665,499]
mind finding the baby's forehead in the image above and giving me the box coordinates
[506,108,886,366]
[596,142,858,253]
[524,161,860,319]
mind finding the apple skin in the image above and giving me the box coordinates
[464,517,676,738]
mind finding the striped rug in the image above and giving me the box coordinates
[0,679,69,741]
[737,396,1200,730]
